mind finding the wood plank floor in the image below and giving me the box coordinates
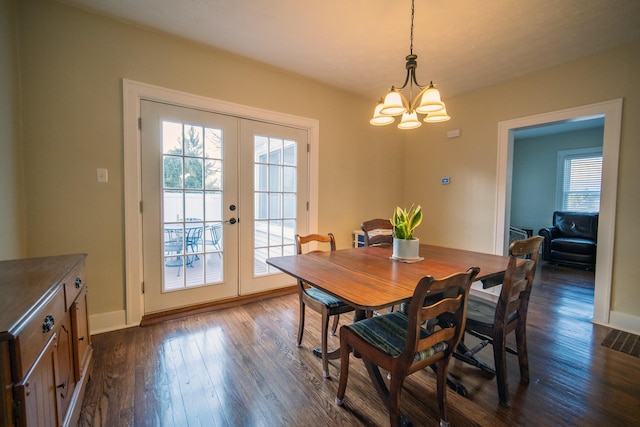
[78,264,640,426]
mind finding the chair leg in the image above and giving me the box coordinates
[515,324,530,383]
[321,309,331,378]
[335,337,351,405]
[387,372,405,427]
[493,331,510,407]
[297,298,305,347]
[330,314,340,336]
[435,358,451,427]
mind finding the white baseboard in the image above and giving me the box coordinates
[90,310,138,335]
[598,310,640,335]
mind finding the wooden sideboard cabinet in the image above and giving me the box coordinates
[0,254,92,427]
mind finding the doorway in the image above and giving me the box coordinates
[123,80,319,324]
[495,99,623,326]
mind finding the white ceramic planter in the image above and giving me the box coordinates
[392,238,420,259]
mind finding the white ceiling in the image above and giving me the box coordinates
[59,0,640,102]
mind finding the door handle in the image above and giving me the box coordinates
[224,218,237,225]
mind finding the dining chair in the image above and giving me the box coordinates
[336,267,480,427]
[361,218,394,246]
[208,223,223,253]
[296,233,355,378]
[454,235,543,406]
[362,218,402,313]
[164,228,184,276]
[185,225,204,267]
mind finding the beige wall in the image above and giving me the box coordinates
[0,0,25,260]
[11,0,640,326]
[15,0,405,317]
[405,41,640,319]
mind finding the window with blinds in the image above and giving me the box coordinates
[557,147,603,212]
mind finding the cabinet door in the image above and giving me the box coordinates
[71,286,91,381]
[14,334,61,427]
[54,315,75,420]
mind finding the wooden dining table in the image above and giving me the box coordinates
[266,243,512,313]
[266,243,515,397]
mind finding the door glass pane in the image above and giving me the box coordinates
[255,192,268,220]
[205,192,222,222]
[184,125,203,157]
[185,191,203,220]
[163,121,182,154]
[162,121,226,291]
[163,156,182,189]
[184,158,203,189]
[204,127,222,159]
[254,136,298,276]
[204,159,221,190]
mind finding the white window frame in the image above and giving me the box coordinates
[556,147,603,212]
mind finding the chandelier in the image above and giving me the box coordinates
[370,0,450,129]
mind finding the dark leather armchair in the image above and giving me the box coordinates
[538,211,598,270]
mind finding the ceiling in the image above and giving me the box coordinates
[58,0,640,103]
[513,115,605,139]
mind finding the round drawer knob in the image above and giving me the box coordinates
[42,315,55,333]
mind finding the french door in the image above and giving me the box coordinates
[141,100,308,313]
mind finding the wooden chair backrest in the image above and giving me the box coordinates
[496,236,544,328]
[361,218,393,246]
[295,233,336,293]
[296,233,336,254]
[403,267,480,369]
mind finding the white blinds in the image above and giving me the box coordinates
[562,153,602,212]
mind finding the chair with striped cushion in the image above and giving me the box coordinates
[335,267,480,427]
[296,233,355,378]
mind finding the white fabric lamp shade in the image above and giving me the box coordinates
[380,89,406,116]
[423,106,451,123]
[397,111,422,129]
[370,102,395,126]
[415,84,445,114]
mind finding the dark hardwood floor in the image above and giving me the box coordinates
[78,263,640,426]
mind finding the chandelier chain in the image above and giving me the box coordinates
[409,0,415,55]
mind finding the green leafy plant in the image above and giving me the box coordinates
[390,204,423,240]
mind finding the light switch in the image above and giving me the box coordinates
[97,168,109,183]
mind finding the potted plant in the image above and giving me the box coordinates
[390,204,423,259]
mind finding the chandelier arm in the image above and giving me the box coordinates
[396,70,412,90]
[411,68,427,89]
[396,90,411,112]
[408,84,430,112]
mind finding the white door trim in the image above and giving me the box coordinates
[494,98,623,326]
[122,79,319,326]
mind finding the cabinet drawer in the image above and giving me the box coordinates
[62,263,86,309]
[13,287,65,380]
